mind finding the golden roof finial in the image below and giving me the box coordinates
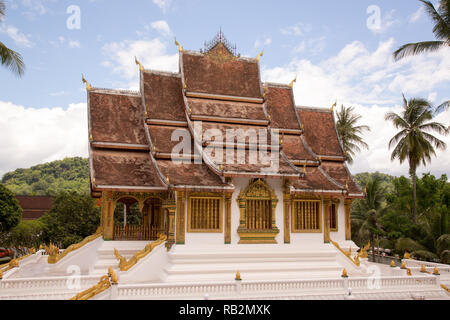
[345,179,349,191]
[135,56,144,71]
[166,176,170,184]
[330,100,337,112]
[235,271,241,281]
[280,133,284,145]
[289,75,297,88]
[219,164,223,171]
[302,163,307,175]
[256,50,264,62]
[174,37,183,52]
[81,74,92,91]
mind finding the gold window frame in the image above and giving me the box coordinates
[291,199,322,233]
[187,193,223,233]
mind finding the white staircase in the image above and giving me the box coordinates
[162,244,347,283]
[90,241,148,275]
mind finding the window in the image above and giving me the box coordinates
[187,195,223,232]
[245,199,272,230]
[330,203,338,231]
[292,200,321,232]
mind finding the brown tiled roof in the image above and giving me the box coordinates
[264,85,301,130]
[282,135,316,162]
[16,196,53,220]
[297,108,345,158]
[320,161,362,195]
[89,91,147,145]
[155,159,232,190]
[143,71,185,122]
[187,97,266,121]
[91,149,165,190]
[291,166,342,193]
[182,51,262,98]
[148,125,192,154]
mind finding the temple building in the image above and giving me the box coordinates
[88,31,363,252]
[4,32,446,300]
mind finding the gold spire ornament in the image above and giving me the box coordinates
[289,76,297,88]
[174,37,183,52]
[135,56,144,71]
[81,74,93,91]
[256,50,264,62]
[166,176,170,184]
[330,100,337,112]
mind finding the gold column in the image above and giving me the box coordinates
[237,197,246,235]
[344,199,353,240]
[101,191,117,241]
[163,194,176,250]
[323,198,331,243]
[283,192,291,244]
[176,191,185,245]
[224,193,232,244]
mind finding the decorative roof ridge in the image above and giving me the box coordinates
[143,69,181,78]
[342,161,364,193]
[296,106,332,113]
[262,82,291,89]
[89,88,140,96]
[183,49,257,63]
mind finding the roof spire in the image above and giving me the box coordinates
[135,56,144,71]
[256,50,264,62]
[289,76,297,88]
[81,74,92,91]
[174,37,183,52]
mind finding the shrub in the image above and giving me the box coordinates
[395,237,426,254]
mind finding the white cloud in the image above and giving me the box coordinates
[254,36,272,49]
[151,20,172,36]
[153,0,171,13]
[280,22,312,36]
[102,38,178,88]
[262,38,450,176]
[0,24,34,48]
[0,101,88,177]
[409,7,424,23]
[294,37,326,55]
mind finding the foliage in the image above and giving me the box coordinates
[0,184,22,232]
[436,234,450,256]
[0,219,45,249]
[1,157,90,196]
[440,250,450,264]
[39,192,100,248]
[0,1,25,76]
[114,202,142,226]
[385,95,449,222]
[411,250,439,262]
[395,237,427,254]
[335,105,370,164]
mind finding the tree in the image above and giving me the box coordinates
[0,1,25,76]
[335,105,371,164]
[40,192,100,248]
[393,0,450,112]
[351,176,387,260]
[385,95,449,223]
[0,184,22,232]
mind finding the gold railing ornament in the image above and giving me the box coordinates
[70,275,111,300]
[441,284,449,292]
[390,260,396,268]
[404,252,411,259]
[358,242,370,258]
[406,268,412,276]
[341,269,348,278]
[235,271,242,281]
[420,265,427,273]
[108,266,118,285]
[400,261,406,269]
[433,267,440,275]
[0,269,2,280]
[114,234,167,272]
[47,227,102,264]
[330,240,360,267]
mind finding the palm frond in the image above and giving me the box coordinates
[0,41,25,77]
[393,41,445,61]
[435,100,450,113]
[0,1,5,19]
[419,0,450,41]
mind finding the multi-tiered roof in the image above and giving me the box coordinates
[87,33,363,199]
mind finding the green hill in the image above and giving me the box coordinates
[1,157,90,196]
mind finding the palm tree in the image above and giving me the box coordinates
[335,105,371,164]
[385,95,449,223]
[0,1,25,76]
[393,0,450,112]
[351,177,387,261]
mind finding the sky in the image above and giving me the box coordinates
[0,0,449,179]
